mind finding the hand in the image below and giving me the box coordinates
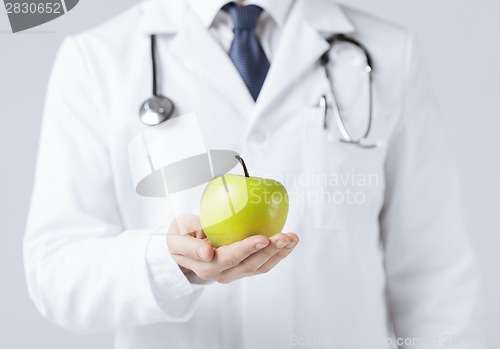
[166,215,299,284]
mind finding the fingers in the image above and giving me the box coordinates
[167,234,215,262]
[256,233,299,274]
[217,233,299,283]
[167,229,299,284]
[213,235,271,269]
[168,233,270,274]
[171,234,270,281]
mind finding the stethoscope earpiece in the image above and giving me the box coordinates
[139,95,175,126]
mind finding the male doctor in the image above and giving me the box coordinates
[25,0,482,348]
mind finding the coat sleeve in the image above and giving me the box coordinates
[380,33,483,346]
[24,36,203,334]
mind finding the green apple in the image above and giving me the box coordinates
[200,155,289,247]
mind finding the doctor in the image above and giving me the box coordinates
[25,0,482,348]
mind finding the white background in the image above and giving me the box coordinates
[0,1,498,348]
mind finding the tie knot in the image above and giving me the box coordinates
[224,3,263,30]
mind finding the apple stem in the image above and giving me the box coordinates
[235,155,250,177]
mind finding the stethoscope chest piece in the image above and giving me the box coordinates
[139,95,175,126]
[139,34,176,126]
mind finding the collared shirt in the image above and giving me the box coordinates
[187,0,294,62]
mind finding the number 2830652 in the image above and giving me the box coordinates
[5,2,62,14]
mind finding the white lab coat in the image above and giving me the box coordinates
[24,0,483,348]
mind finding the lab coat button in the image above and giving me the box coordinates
[249,131,266,144]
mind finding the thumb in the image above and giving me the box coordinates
[167,234,215,262]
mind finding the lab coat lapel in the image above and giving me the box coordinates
[168,9,255,116]
[254,0,355,118]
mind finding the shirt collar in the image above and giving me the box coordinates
[138,0,355,36]
[186,0,294,28]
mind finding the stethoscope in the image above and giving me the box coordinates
[320,34,377,148]
[139,33,378,148]
[139,35,175,126]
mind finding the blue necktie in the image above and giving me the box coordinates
[224,3,270,101]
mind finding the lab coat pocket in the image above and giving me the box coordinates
[301,106,386,233]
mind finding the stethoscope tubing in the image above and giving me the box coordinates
[151,34,158,97]
[321,34,377,148]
